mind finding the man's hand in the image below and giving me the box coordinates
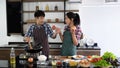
[52,25,61,34]
[28,42,33,49]
[24,37,33,49]
[23,37,31,42]
[52,25,56,30]
[55,27,61,34]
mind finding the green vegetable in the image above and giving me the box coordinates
[102,51,116,60]
[94,59,111,67]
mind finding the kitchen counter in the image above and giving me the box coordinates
[0,44,100,60]
[1,55,119,68]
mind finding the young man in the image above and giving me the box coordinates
[24,10,58,59]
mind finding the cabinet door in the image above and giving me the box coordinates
[77,50,100,56]
[7,1,22,36]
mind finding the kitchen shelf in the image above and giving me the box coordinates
[23,19,64,24]
[23,0,65,2]
[23,22,64,24]
[66,10,79,12]
[23,10,79,13]
[22,0,79,34]
[8,0,21,2]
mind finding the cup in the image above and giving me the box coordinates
[55,18,59,22]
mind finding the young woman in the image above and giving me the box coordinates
[58,12,82,56]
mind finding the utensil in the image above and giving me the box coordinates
[28,42,33,49]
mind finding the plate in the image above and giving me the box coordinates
[78,59,91,67]
[72,55,85,60]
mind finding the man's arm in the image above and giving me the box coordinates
[23,37,31,42]
[47,24,57,39]
[23,25,34,42]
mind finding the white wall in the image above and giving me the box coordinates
[0,0,8,45]
[80,0,120,56]
[1,0,120,56]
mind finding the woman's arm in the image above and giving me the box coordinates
[70,27,78,46]
[59,31,63,42]
[71,33,78,46]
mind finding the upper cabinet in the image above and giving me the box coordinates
[6,0,22,36]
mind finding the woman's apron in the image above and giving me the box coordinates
[61,30,76,56]
[33,25,49,59]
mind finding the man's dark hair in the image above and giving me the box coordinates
[34,10,45,17]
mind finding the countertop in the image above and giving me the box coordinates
[0,44,101,50]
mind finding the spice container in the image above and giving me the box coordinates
[54,5,58,11]
[55,18,59,22]
[36,6,39,10]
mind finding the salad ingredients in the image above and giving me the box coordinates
[94,59,111,67]
[102,51,116,61]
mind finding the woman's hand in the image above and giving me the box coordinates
[52,25,61,34]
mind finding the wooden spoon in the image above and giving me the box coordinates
[28,42,33,49]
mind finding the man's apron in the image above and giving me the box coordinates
[33,25,49,59]
[61,30,76,56]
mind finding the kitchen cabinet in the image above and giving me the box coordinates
[0,48,61,60]
[77,47,100,56]
[0,48,24,60]
[0,44,100,60]
[6,0,23,36]
[0,44,61,60]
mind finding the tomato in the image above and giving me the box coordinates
[52,25,56,30]
[28,57,33,63]
[87,56,92,58]
[91,57,102,63]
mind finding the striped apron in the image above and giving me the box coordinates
[33,25,49,59]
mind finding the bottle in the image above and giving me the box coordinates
[10,47,16,68]
[45,4,49,11]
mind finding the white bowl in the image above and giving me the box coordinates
[38,55,47,61]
